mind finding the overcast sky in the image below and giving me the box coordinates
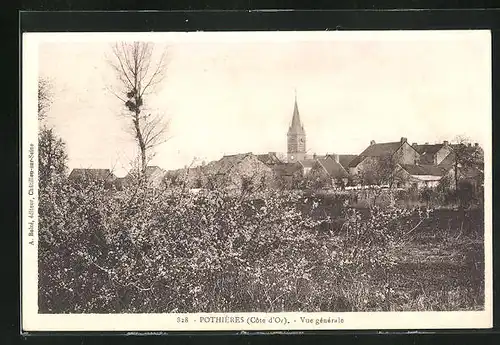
[36,31,491,177]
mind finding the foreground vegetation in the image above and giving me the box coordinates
[38,177,484,313]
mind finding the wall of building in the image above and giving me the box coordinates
[436,146,453,165]
[393,142,421,165]
[350,156,377,177]
[206,156,275,192]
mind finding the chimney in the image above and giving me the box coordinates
[468,143,472,147]
[425,142,429,145]
[474,143,479,147]
[412,142,418,147]
[443,140,449,146]
[332,154,340,163]
[313,153,317,159]
[370,140,376,146]
[400,137,407,144]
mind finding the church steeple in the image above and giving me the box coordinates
[287,91,306,162]
[288,90,305,135]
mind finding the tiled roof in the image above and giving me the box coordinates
[125,165,166,179]
[316,157,349,179]
[400,164,448,176]
[298,159,316,168]
[337,154,357,170]
[145,165,162,173]
[348,142,403,168]
[69,168,116,181]
[413,144,446,164]
[460,167,482,179]
[256,152,284,165]
[438,152,455,168]
[360,141,403,157]
[215,153,252,174]
[414,144,444,155]
[144,166,166,184]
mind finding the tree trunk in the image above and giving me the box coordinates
[133,115,147,175]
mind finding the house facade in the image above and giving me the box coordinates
[412,141,453,165]
[271,162,303,189]
[68,168,118,188]
[398,164,451,189]
[68,168,117,183]
[309,155,350,188]
[201,153,275,192]
[125,166,167,187]
[135,96,483,193]
[348,137,421,177]
[256,152,285,166]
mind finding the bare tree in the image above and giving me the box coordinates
[107,42,169,176]
[38,77,52,121]
[39,128,68,187]
[37,76,68,186]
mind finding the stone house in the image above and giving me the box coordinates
[412,141,453,165]
[398,164,451,189]
[256,152,285,166]
[163,165,205,189]
[117,165,167,189]
[337,154,357,171]
[297,159,316,176]
[203,153,275,192]
[348,137,421,177]
[309,154,350,188]
[68,168,117,188]
[271,162,304,189]
[143,166,167,187]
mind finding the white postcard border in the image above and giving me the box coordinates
[21,30,493,332]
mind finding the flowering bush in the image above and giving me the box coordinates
[39,178,442,313]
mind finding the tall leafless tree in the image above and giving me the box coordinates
[107,42,169,176]
[37,76,68,186]
[38,77,52,121]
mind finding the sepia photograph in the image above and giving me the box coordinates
[22,30,492,331]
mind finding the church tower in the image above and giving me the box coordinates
[287,92,306,162]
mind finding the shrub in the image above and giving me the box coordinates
[39,178,436,313]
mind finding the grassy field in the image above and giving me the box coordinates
[385,208,484,311]
[324,208,484,312]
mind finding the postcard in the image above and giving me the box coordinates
[22,30,492,331]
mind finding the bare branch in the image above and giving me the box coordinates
[38,77,53,121]
[106,41,170,173]
[140,47,168,97]
[110,44,135,91]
